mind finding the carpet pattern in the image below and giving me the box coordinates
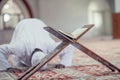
[14,65,120,80]
[1,37,120,80]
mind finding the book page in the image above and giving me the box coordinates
[58,24,93,39]
[71,28,87,38]
[59,28,87,39]
[59,30,75,38]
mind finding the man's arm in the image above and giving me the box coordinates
[53,44,74,69]
[59,44,74,67]
[46,36,74,69]
[0,44,11,71]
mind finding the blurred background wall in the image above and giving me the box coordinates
[0,0,119,44]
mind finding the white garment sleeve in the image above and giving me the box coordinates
[59,44,74,66]
[0,44,11,70]
[9,41,26,58]
[0,40,26,70]
[46,37,74,67]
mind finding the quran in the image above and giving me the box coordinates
[58,25,91,39]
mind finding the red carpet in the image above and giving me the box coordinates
[11,37,120,79]
[0,39,120,80]
[14,65,119,80]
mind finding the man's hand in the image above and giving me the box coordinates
[54,64,65,69]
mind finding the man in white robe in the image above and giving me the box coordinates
[0,19,74,72]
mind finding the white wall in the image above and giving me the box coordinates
[26,0,40,18]
[115,0,120,12]
[0,0,113,43]
[39,0,90,33]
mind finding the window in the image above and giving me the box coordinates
[88,0,111,36]
[0,0,24,30]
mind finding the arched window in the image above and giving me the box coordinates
[0,0,24,30]
[88,0,111,37]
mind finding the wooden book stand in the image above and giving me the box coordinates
[18,24,120,80]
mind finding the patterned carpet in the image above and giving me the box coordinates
[12,65,119,80]
[0,36,120,80]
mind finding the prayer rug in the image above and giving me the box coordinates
[11,64,119,80]
[0,37,120,80]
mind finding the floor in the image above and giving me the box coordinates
[0,36,120,80]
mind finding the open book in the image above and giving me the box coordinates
[58,24,94,39]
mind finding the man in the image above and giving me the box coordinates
[0,19,74,72]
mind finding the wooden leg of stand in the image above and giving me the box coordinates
[72,41,120,72]
[17,41,70,80]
